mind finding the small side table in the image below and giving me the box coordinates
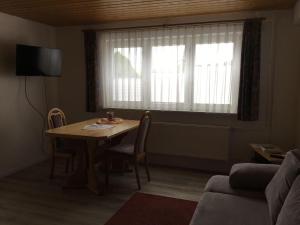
[250,144,285,164]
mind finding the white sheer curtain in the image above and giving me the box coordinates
[98,22,243,113]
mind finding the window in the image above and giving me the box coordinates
[112,47,142,102]
[99,23,243,113]
[151,45,185,104]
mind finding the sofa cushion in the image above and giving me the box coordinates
[276,175,300,225]
[189,192,270,225]
[205,175,265,199]
[265,149,300,225]
[230,163,279,190]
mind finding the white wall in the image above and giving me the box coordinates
[0,12,59,177]
[0,7,299,176]
[293,1,300,148]
[270,13,300,150]
[294,0,300,24]
[55,10,300,171]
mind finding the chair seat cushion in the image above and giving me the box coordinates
[189,192,270,225]
[56,147,76,155]
[55,139,84,158]
[56,139,83,149]
[107,144,135,155]
[205,175,265,199]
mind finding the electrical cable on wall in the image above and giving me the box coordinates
[17,44,61,153]
[43,77,49,113]
[24,76,47,152]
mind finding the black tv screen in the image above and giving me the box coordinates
[16,44,62,76]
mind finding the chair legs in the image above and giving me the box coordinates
[134,161,141,190]
[104,157,149,191]
[105,157,110,187]
[71,155,75,172]
[144,156,151,182]
[65,159,70,173]
[50,152,55,179]
[50,155,75,179]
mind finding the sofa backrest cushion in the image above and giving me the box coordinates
[276,175,300,225]
[265,149,300,225]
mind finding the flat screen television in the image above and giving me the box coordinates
[16,44,62,76]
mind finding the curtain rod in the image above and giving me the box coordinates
[82,17,265,32]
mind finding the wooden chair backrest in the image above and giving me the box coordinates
[48,108,67,129]
[134,111,152,155]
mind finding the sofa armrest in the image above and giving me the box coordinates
[229,163,279,190]
[205,175,265,199]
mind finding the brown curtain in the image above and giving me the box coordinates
[84,30,101,112]
[237,19,262,121]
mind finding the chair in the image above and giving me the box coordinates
[104,111,152,190]
[48,108,76,179]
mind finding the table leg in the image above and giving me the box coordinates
[86,140,103,195]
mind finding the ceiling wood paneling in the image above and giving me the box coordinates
[0,0,297,26]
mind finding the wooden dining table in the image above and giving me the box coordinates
[45,118,140,194]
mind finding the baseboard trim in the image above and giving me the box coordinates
[148,153,232,174]
[0,154,48,178]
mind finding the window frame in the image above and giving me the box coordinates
[100,24,243,114]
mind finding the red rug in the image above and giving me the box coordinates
[104,192,197,225]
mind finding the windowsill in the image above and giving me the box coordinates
[102,106,236,116]
[97,107,268,130]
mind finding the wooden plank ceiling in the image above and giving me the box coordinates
[0,0,297,26]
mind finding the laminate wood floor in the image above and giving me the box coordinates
[0,160,212,225]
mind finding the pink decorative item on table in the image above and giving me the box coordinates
[106,111,114,121]
[97,118,123,124]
